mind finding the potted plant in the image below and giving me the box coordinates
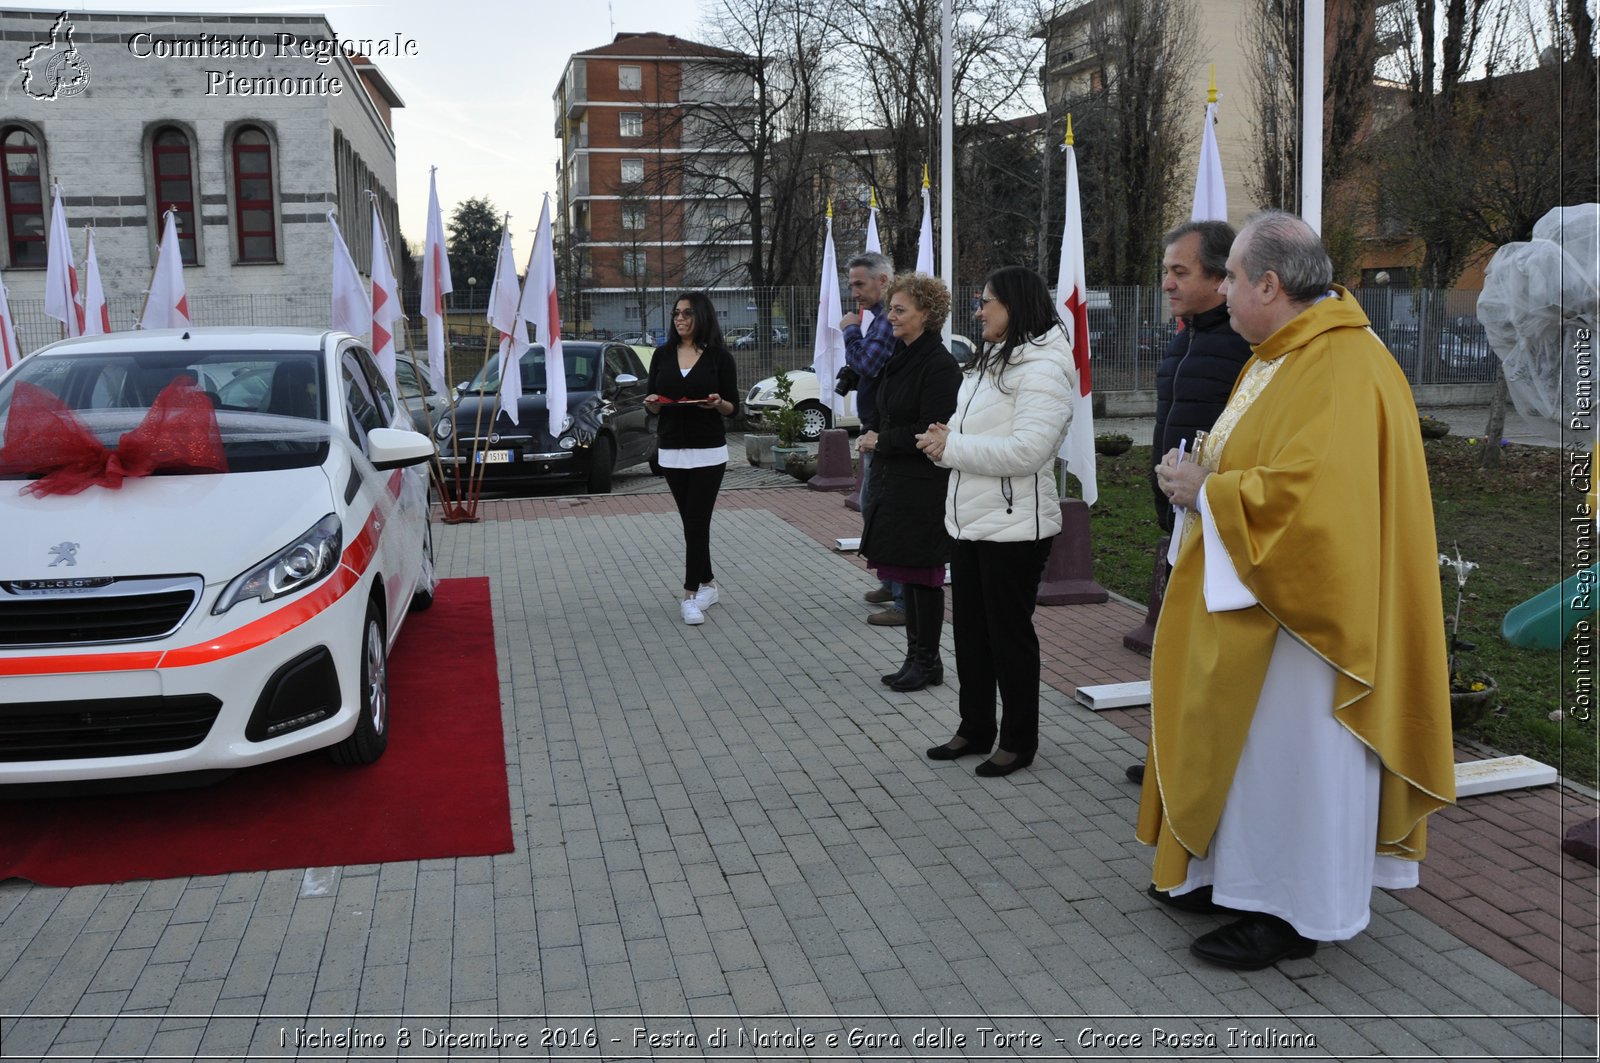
[1095,432,1133,456]
[1440,545,1497,729]
[769,368,809,470]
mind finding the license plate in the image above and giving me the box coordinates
[475,449,513,464]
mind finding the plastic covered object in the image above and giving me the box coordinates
[1477,204,1599,422]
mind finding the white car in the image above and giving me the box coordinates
[744,334,975,441]
[0,328,436,784]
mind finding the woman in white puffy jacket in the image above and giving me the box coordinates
[916,266,1075,777]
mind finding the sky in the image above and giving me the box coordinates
[38,0,708,250]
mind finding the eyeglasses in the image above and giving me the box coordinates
[671,309,695,318]
[973,296,995,310]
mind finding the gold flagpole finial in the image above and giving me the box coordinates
[826,197,833,219]
[921,164,930,190]
[1064,113,1075,147]
[869,187,877,209]
[1207,64,1218,104]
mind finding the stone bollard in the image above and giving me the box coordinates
[809,428,855,491]
[1037,499,1109,605]
[844,449,865,511]
[1122,537,1170,655]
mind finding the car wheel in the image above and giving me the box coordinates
[797,400,830,443]
[586,436,615,493]
[331,600,389,765]
[410,523,436,612]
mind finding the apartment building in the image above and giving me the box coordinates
[553,31,754,337]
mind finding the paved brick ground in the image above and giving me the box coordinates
[0,471,1595,1061]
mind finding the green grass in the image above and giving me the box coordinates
[1078,438,1595,788]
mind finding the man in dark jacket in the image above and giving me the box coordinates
[1148,220,1253,531]
[1128,220,1252,785]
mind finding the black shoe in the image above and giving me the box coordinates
[890,658,944,692]
[974,750,1033,777]
[1191,914,1318,970]
[881,658,913,686]
[1146,884,1234,915]
[1125,764,1145,784]
[926,737,987,760]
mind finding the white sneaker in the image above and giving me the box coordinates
[680,599,705,625]
[693,584,720,609]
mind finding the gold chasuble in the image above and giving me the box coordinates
[1137,287,1456,891]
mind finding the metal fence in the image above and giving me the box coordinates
[9,294,330,356]
[546,284,1499,393]
[10,285,1496,397]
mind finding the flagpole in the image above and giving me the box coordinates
[466,217,513,510]
[1300,0,1324,233]
[939,0,953,342]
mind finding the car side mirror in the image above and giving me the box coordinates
[368,427,436,470]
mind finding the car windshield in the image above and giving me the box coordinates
[0,349,331,476]
[463,345,600,395]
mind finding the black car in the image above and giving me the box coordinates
[393,355,445,431]
[436,341,656,493]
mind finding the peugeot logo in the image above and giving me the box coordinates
[47,541,80,567]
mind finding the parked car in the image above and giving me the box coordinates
[744,334,974,441]
[730,326,790,350]
[393,355,445,432]
[437,341,656,493]
[0,327,437,785]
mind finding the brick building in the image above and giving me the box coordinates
[553,32,754,339]
[0,7,401,345]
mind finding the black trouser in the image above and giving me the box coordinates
[950,536,1055,756]
[662,463,726,592]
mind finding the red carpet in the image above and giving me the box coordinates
[0,576,512,887]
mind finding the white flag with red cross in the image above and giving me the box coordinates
[1054,124,1097,505]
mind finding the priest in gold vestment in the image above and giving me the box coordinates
[1137,211,1456,970]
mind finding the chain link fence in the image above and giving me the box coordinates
[10,284,1496,397]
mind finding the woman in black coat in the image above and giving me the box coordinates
[858,273,962,691]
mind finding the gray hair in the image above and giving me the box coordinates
[846,251,894,279]
[1162,220,1235,280]
[1237,209,1333,302]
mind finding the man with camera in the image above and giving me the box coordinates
[839,251,903,626]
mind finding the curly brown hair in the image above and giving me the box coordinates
[886,271,951,334]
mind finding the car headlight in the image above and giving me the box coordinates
[434,418,453,442]
[560,414,575,434]
[213,514,343,614]
[559,436,577,450]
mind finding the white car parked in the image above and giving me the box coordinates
[744,334,975,441]
[0,328,436,784]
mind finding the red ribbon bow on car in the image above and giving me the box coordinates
[0,376,228,497]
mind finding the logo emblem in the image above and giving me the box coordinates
[47,542,80,567]
[18,13,91,101]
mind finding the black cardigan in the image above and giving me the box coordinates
[647,343,739,449]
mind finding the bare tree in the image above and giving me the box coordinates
[830,0,1044,272]
[1243,0,1299,212]
[616,0,845,348]
[1240,0,1381,281]
[1376,0,1509,288]
[1052,0,1200,284]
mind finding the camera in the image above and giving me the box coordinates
[833,366,860,396]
